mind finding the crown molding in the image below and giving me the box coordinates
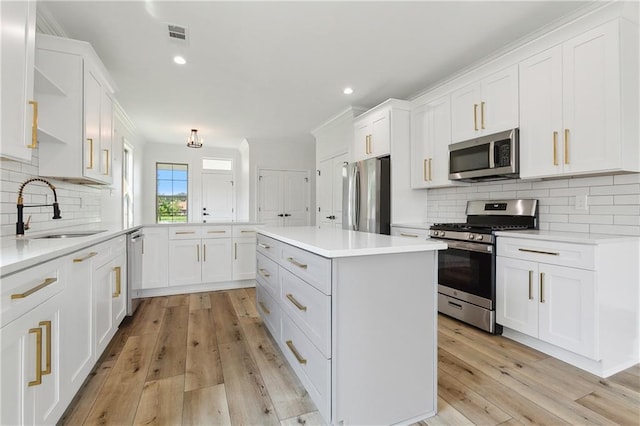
[35,3,68,37]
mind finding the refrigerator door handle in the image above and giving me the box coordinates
[354,166,361,230]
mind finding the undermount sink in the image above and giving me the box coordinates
[29,230,108,239]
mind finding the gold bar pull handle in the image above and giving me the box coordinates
[203,244,207,262]
[11,277,57,299]
[423,158,428,182]
[258,301,270,315]
[285,340,307,365]
[175,231,196,235]
[103,149,110,175]
[73,252,98,263]
[286,293,307,312]
[240,230,255,233]
[287,257,307,269]
[28,327,43,386]
[564,129,569,164]
[528,270,534,300]
[540,272,545,303]
[518,248,559,256]
[208,230,227,234]
[473,104,478,131]
[480,101,485,129]
[400,233,419,238]
[112,266,121,297]
[28,101,38,148]
[39,321,52,375]
[258,268,271,278]
[196,244,200,262]
[428,158,432,181]
[86,138,94,169]
[257,243,270,249]
[234,243,238,260]
[553,131,558,166]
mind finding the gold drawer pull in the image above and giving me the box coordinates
[528,270,534,300]
[285,340,307,365]
[480,101,486,129]
[73,252,98,263]
[286,293,307,312]
[11,277,57,299]
[39,320,52,375]
[423,159,428,182]
[175,231,196,235]
[208,230,226,234]
[28,327,43,386]
[540,272,546,303]
[103,149,110,175]
[258,243,270,249]
[518,248,559,256]
[258,301,270,315]
[240,230,255,233]
[28,100,38,148]
[258,268,271,278]
[86,138,94,169]
[287,257,307,269]
[428,158,432,181]
[400,233,419,238]
[112,266,122,297]
[473,104,478,131]
[552,131,558,166]
[564,129,570,165]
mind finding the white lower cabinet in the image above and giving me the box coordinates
[141,227,169,289]
[390,225,429,239]
[232,225,261,280]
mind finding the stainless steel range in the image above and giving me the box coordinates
[429,199,538,333]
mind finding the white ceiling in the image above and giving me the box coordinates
[38,1,592,149]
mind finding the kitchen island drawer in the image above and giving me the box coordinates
[202,226,232,238]
[169,226,203,239]
[280,243,331,295]
[233,225,261,238]
[280,268,331,357]
[281,312,330,420]
[256,252,279,297]
[257,234,280,261]
[497,237,595,270]
[256,283,281,340]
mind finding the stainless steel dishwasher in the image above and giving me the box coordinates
[127,229,144,315]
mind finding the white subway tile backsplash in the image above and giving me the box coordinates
[549,222,590,233]
[590,205,640,215]
[590,224,640,236]
[614,215,640,226]
[590,184,640,195]
[516,189,550,198]
[549,187,590,197]
[614,194,640,205]
[568,215,613,225]
[534,180,569,189]
[568,175,613,187]
[587,195,614,205]
[613,174,640,184]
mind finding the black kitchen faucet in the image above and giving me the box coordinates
[16,178,62,236]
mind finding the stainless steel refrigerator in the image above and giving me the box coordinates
[342,156,391,235]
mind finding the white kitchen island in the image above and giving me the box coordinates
[255,226,447,425]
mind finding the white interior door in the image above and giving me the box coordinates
[283,171,309,226]
[332,154,347,228]
[258,169,310,227]
[317,159,332,228]
[202,173,235,222]
[258,170,284,227]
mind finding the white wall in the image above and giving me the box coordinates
[238,139,250,221]
[248,138,316,223]
[140,142,244,224]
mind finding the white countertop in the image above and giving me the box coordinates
[258,226,447,258]
[495,229,640,245]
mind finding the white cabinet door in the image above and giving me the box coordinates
[141,227,169,289]
[369,111,390,158]
[283,171,310,227]
[317,159,333,228]
[201,238,232,283]
[84,68,103,182]
[258,170,284,227]
[99,91,113,184]
[168,239,201,286]
[0,0,36,163]
[202,173,235,222]
[450,83,480,143]
[111,251,127,327]
[410,103,430,189]
[353,118,370,162]
[232,238,256,280]
[496,257,539,337]
[93,260,114,358]
[519,46,563,179]
[538,264,597,359]
[481,65,519,135]
[331,155,346,228]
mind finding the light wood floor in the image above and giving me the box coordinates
[60,288,640,425]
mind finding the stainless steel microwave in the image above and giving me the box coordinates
[449,128,519,181]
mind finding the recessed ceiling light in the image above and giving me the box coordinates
[343,87,354,95]
[173,56,186,65]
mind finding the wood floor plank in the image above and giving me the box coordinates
[577,390,640,425]
[184,308,224,392]
[147,305,189,381]
[280,410,327,425]
[228,288,260,318]
[240,317,316,420]
[84,333,157,425]
[133,375,185,425]
[189,292,211,310]
[167,294,190,307]
[422,396,475,426]
[210,291,245,344]
[129,296,168,336]
[219,340,280,425]
[59,360,115,425]
[607,369,640,393]
[182,384,231,425]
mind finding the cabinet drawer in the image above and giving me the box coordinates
[257,234,280,261]
[497,237,595,270]
[256,252,279,298]
[203,225,232,238]
[281,313,331,420]
[256,283,281,341]
[280,268,331,357]
[169,227,202,239]
[391,226,429,239]
[233,225,261,238]
[1,259,64,327]
[280,244,331,295]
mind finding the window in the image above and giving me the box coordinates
[203,158,232,171]
[156,163,188,223]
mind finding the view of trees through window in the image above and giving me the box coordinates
[156,163,188,223]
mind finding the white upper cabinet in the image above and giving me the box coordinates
[353,107,391,161]
[520,20,639,179]
[450,65,519,143]
[0,0,37,162]
[35,34,116,184]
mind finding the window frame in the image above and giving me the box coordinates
[156,162,189,223]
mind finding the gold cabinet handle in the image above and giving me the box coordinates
[540,272,545,303]
[11,277,57,299]
[258,243,270,249]
[428,158,432,181]
[258,301,270,315]
[86,138,94,169]
[286,293,307,311]
[112,266,121,297]
[473,104,478,131]
[423,159,428,182]
[73,252,98,263]
[480,101,485,129]
[400,233,419,238]
[28,327,43,386]
[28,101,38,148]
[528,270,534,300]
[258,268,271,278]
[39,320,52,375]
[203,244,207,262]
[564,129,569,164]
[518,248,559,256]
[287,257,307,269]
[234,243,238,260]
[553,131,558,166]
[207,230,227,234]
[196,244,200,262]
[102,149,110,175]
[175,231,196,235]
[285,340,307,365]
[240,230,255,233]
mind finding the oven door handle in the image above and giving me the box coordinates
[442,239,492,253]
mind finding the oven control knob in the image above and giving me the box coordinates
[468,234,475,240]
[476,235,483,241]
[440,231,445,237]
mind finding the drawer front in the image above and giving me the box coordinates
[280,313,331,420]
[497,237,595,270]
[256,283,281,341]
[203,225,232,239]
[233,225,261,238]
[169,226,202,240]
[280,268,331,357]
[280,243,331,295]
[391,226,428,239]
[256,252,279,298]
[257,234,280,261]
[1,258,64,327]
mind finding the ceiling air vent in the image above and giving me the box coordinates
[168,24,187,41]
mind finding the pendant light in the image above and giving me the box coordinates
[186,129,202,148]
